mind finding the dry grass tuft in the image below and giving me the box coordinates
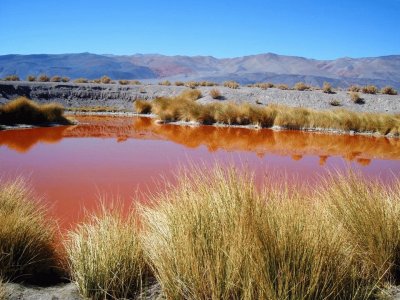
[210,89,222,99]
[179,89,202,101]
[253,82,274,89]
[159,80,171,86]
[65,204,150,299]
[277,83,289,90]
[323,82,334,93]
[141,166,377,299]
[74,78,88,84]
[134,100,153,114]
[329,99,341,106]
[38,74,50,82]
[294,82,310,91]
[0,97,71,125]
[50,76,62,82]
[4,75,20,81]
[100,76,111,84]
[350,92,365,104]
[118,80,130,85]
[27,75,36,82]
[185,81,199,89]
[61,77,70,83]
[174,81,184,86]
[0,179,62,284]
[362,85,378,94]
[349,85,361,92]
[381,86,398,95]
[131,80,142,85]
[0,277,6,299]
[223,81,239,89]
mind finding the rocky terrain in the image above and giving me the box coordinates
[0,81,399,114]
[1,53,400,89]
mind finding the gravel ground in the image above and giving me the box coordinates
[0,81,399,114]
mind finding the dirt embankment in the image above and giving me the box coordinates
[0,81,399,114]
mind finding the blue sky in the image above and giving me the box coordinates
[0,0,399,59]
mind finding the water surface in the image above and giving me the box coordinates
[1,116,399,229]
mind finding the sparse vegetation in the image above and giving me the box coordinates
[223,81,239,89]
[210,88,222,99]
[100,76,112,84]
[118,80,130,85]
[350,92,365,104]
[131,80,142,85]
[50,75,62,82]
[179,88,202,100]
[0,277,6,299]
[61,77,70,82]
[134,100,153,114]
[294,82,310,91]
[0,97,71,125]
[381,86,398,95]
[27,75,36,82]
[4,75,20,81]
[65,204,149,299]
[348,85,361,92]
[174,81,184,86]
[200,81,217,86]
[277,83,289,90]
[362,85,378,94]
[158,80,171,86]
[329,99,341,106]
[323,82,334,93]
[185,81,199,89]
[74,78,88,84]
[253,82,274,89]
[66,106,125,113]
[38,74,50,82]
[0,178,61,284]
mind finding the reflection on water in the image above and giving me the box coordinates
[1,115,399,229]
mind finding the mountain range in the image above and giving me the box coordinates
[1,52,399,88]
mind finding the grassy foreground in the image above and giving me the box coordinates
[0,97,72,126]
[135,90,400,136]
[1,168,400,299]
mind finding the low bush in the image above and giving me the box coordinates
[50,76,62,82]
[4,75,19,81]
[158,80,171,86]
[362,85,378,94]
[61,77,70,82]
[134,100,153,114]
[381,86,398,95]
[74,78,88,84]
[277,84,289,90]
[200,81,217,87]
[131,80,142,85]
[348,85,361,92]
[179,89,202,101]
[0,179,62,284]
[185,81,199,89]
[38,74,49,82]
[253,82,274,89]
[323,82,334,94]
[65,204,149,299]
[223,81,239,89]
[0,97,71,125]
[350,92,364,104]
[329,99,341,106]
[27,75,36,82]
[174,81,184,86]
[210,88,222,99]
[118,80,130,85]
[294,82,310,91]
[100,76,112,84]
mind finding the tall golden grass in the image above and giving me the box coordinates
[65,204,149,299]
[142,91,400,136]
[362,85,378,94]
[0,277,5,299]
[0,97,71,126]
[0,178,61,284]
[141,166,378,299]
[223,81,239,89]
[134,100,153,114]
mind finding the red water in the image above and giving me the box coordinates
[1,115,400,230]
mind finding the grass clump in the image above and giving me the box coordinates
[210,88,222,99]
[323,82,334,94]
[174,81,184,86]
[61,77,70,82]
[185,81,200,89]
[50,76,62,82]
[38,74,49,82]
[253,82,274,89]
[118,80,130,85]
[223,81,239,89]
[65,204,149,299]
[0,179,61,284]
[74,78,88,84]
[277,83,289,90]
[158,80,171,86]
[27,75,36,82]
[381,86,398,95]
[362,85,378,94]
[350,92,365,104]
[134,100,153,114]
[179,88,202,101]
[141,166,376,299]
[0,97,71,125]
[330,99,341,106]
[349,85,361,92]
[131,80,142,85]
[100,76,112,84]
[294,82,310,91]
[4,75,19,81]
